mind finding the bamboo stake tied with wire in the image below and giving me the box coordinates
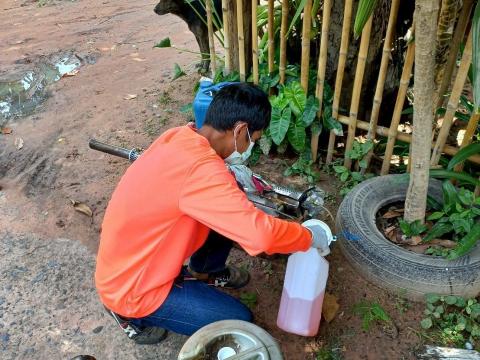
[300,0,313,92]
[279,0,289,84]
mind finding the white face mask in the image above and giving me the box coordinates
[225,125,255,165]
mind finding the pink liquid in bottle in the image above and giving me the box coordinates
[277,248,329,336]
[277,289,325,336]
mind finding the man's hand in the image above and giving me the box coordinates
[302,219,334,256]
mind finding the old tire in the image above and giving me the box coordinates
[336,174,480,301]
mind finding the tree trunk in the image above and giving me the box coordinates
[403,0,440,223]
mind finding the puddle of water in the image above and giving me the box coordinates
[0,52,90,126]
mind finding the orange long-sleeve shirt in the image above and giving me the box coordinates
[95,125,312,318]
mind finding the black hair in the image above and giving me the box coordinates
[203,83,271,133]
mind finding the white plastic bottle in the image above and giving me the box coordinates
[277,220,333,336]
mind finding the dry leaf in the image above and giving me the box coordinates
[124,94,137,100]
[132,57,146,62]
[430,239,457,248]
[382,210,402,219]
[14,137,24,149]
[1,127,13,134]
[322,292,340,323]
[404,244,430,254]
[70,199,93,217]
[404,235,422,246]
[62,69,79,77]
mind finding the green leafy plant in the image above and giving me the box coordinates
[284,152,321,184]
[345,140,374,169]
[332,165,372,196]
[352,301,391,331]
[398,219,428,238]
[421,294,480,349]
[172,63,186,81]
[240,292,257,309]
[316,346,344,360]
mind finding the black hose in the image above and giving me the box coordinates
[88,139,140,161]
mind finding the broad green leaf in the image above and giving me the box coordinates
[154,37,171,48]
[445,296,458,305]
[430,169,480,186]
[420,317,433,329]
[354,0,378,39]
[427,211,445,221]
[270,94,289,111]
[325,117,344,135]
[340,171,349,182]
[471,303,480,317]
[447,142,480,170]
[287,119,306,153]
[286,0,308,37]
[172,63,186,80]
[270,107,291,145]
[351,172,363,182]
[302,95,319,126]
[423,222,453,242]
[284,81,306,116]
[448,222,480,260]
[359,159,368,169]
[472,1,480,112]
[333,165,348,174]
[442,181,459,210]
[371,303,390,321]
[425,294,441,304]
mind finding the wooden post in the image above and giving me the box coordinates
[236,0,246,81]
[326,0,354,164]
[431,30,473,166]
[381,40,415,175]
[222,0,231,74]
[268,0,275,76]
[454,112,480,173]
[343,16,373,169]
[300,0,313,92]
[206,0,217,77]
[279,0,289,84]
[311,0,332,161]
[252,0,259,84]
[362,0,400,171]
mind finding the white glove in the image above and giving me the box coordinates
[302,219,334,256]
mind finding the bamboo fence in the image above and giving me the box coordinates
[311,0,333,162]
[206,0,217,77]
[202,0,479,170]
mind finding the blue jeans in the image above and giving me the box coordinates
[131,231,253,336]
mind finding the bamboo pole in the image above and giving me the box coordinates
[268,0,275,76]
[326,0,354,164]
[236,0,246,81]
[300,0,313,92]
[343,16,373,169]
[222,0,231,74]
[335,114,480,164]
[380,40,416,175]
[279,0,289,84]
[475,180,480,198]
[453,112,480,173]
[206,0,217,77]
[252,0,259,84]
[311,0,332,161]
[362,0,400,172]
[431,30,473,166]
[436,0,474,109]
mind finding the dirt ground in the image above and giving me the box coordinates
[0,0,427,359]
